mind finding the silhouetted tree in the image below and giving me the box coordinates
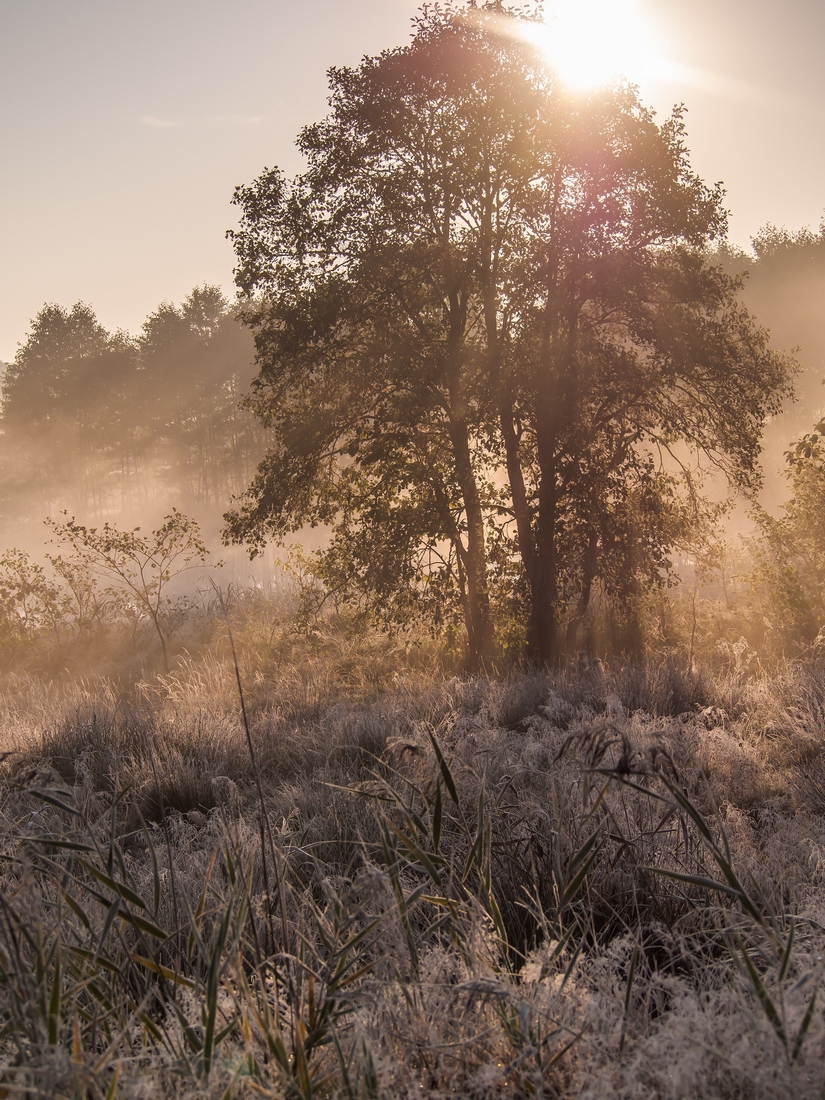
[750,418,825,653]
[714,222,825,510]
[0,303,137,514]
[137,286,262,507]
[0,289,261,527]
[226,2,793,666]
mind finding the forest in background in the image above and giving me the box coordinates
[2,226,822,531]
[721,225,825,508]
[0,285,264,542]
[0,226,823,676]
[1,225,822,539]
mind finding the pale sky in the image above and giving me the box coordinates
[1,0,823,362]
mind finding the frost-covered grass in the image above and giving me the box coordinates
[2,633,825,1098]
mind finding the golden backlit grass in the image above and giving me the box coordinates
[1,620,825,1097]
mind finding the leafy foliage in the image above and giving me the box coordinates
[46,510,214,670]
[0,549,63,653]
[225,1,794,666]
[750,419,825,653]
[0,289,262,525]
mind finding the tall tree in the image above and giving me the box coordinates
[750,418,825,653]
[0,289,262,528]
[713,222,825,511]
[137,286,262,508]
[0,303,137,515]
[226,2,794,665]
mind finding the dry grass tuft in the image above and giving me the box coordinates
[1,634,825,1097]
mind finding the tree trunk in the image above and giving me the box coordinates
[565,529,598,655]
[147,605,170,673]
[448,417,495,670]
[528,548,561,665]
[528,441,561,665]
[443,280,495,671]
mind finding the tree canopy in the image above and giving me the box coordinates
[0,288,263,525]
[224,1,794,666]
[714,222,825,510]
[750,418,825,652]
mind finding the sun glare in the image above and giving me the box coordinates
[531,0,660,91]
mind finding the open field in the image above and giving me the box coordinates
[3,1,825,1096]
[1,616,825,1099]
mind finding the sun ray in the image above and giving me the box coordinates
[545,0,658,88]
[479,0,666,92]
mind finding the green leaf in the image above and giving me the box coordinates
[58,886,92,932]
[48,951,61,1045]
[778,920,795,983]
[76,859,148,910]
[642,866,745,901]
[25,789,80,816]
[119,910,168,941]
[128,954,196,989]
[559,841,602,911]
[93,899,121,966]
[28,837,95,853]
[432,779,443,851]
[791,980,819,1062]
[426,728,458,806]
[568,828,602,877]
[384,817,443,887]
[731,936,787,1050]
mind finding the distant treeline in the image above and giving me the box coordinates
[720,223,825,499]
[0,286,264,528]
[0,227,822,537]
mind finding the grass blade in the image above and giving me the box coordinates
[426,728,458,806]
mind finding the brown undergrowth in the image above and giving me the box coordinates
[1,640,825,1098]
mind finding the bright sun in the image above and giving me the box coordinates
[530,0,660,90]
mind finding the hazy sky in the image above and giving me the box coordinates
[1,0,823,362]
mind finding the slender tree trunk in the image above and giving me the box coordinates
[443,280,495,671]
[146,605,169,673]
[529,453,561,665]
[448,417,494,670]
[527,272,580,665]
[529,373,567,666]
[565,529,598,655]
[499,405,536,587]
